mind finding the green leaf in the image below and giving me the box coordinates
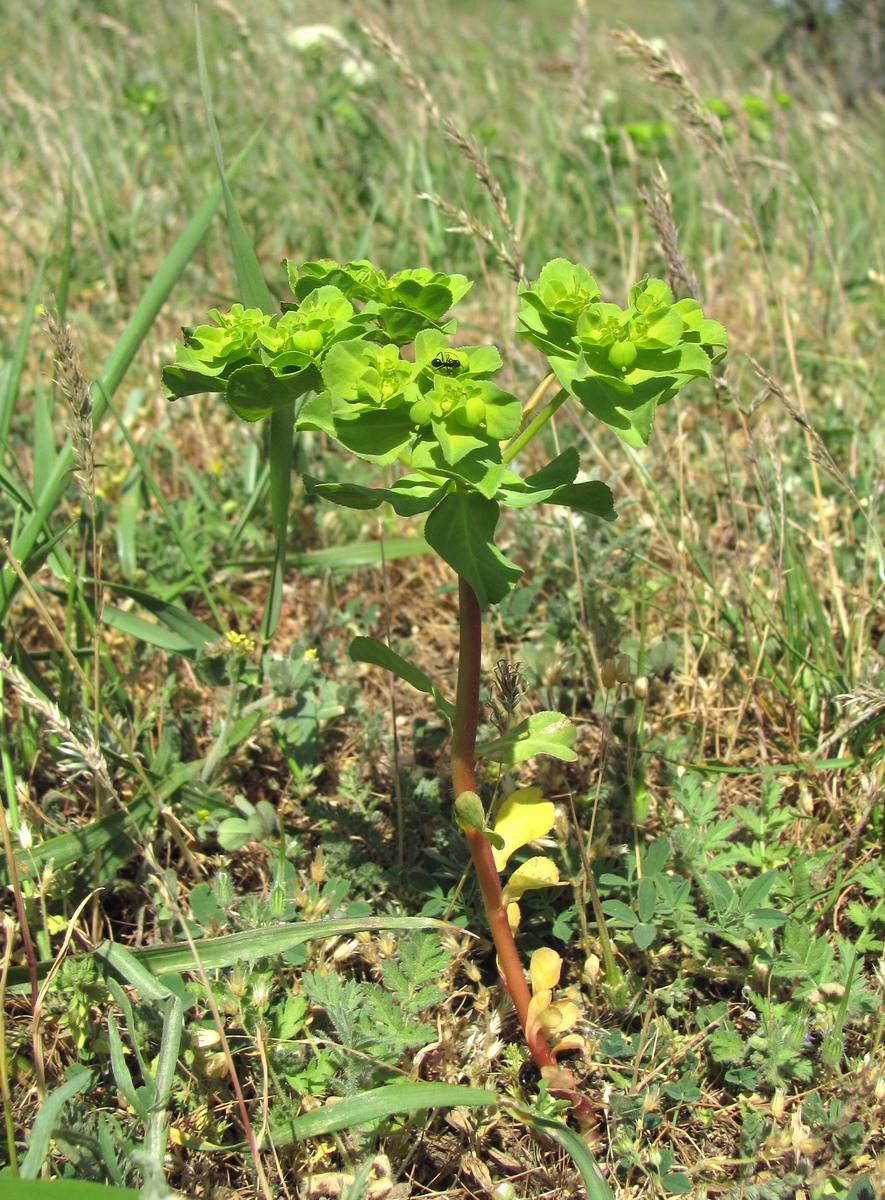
[409,440,507,500]
[509,1105,616,1200]
[662,1171,693,1195]
[270,1081,497,1144]
[6,794,156,886]
[331,407,415,465]
[602,900,639,927]
[522,447,580,490]
[19,1067,96,1179]
[544,480,615,518]
[549,358,666,447]
[739,869,778,913]
[307,474,447,517]
[454,791,486,832]
[349,636,455,720]
[161,361,229,399]
[423,492,522,607]
[638,877,657,923]
[429,416,490,466]
[642,836,671,876]
[5,916,453,995]
[0,1183,139,1200]
[225,362,318,420]
[217,816,253,851]
[633,923,658,950]
[476,711,577,765]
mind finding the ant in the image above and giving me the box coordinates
[430,353,461,374]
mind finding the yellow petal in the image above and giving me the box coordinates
[539,999,581,1036]
[552,1033,586,1056]
[491,788,555,872]
[529,946,562,993]
[525,987,553,1044]
[502,857,560,905]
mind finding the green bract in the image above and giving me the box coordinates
[163,257,726,604]
[518,259,727,447]
[162,286,367,420]
[284,258,472,344]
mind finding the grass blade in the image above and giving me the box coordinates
[18,1066,96,1179]
[196,8,294,644]
[8,795,156,885]
[6,915,455,995]
[99,941,174,1003]
[1,144,257,615]
[228,536,432,574]
[0,1184,138,1200]
[272,1082,498,1144]
[0,258,45,447]
[262,404,297,644]
[509,1106,616,1200]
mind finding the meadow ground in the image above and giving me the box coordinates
[0,1,883,1198]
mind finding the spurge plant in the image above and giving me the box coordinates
[164,255,727,1117]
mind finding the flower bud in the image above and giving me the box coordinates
[379,932,396,958]
[252,979,271,1010]
[270,881,286,918]
[310,846,326,885]
[633,675,649,701]
[601,657,618,689]
[229,965,247,998]
[213,870,234,908]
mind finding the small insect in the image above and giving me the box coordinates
[430,353,461,373]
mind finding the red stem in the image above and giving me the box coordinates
[451,577,555,1070]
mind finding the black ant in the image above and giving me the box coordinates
[430,353,461,373]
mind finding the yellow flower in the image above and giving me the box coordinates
[525,947,583,1053]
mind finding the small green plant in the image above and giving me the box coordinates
[164,255,726,1118]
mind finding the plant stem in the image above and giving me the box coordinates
[451,577,555,1070]
[502,386,569,465]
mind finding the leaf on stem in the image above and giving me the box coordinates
[423,492,522,607]
[349,636,455,721]
[490,787,555,872]
[477,710,577,764]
